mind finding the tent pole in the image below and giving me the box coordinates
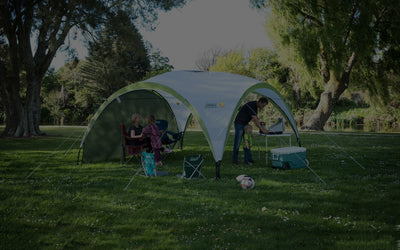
[215,160,221,180]
[76,147,82,165]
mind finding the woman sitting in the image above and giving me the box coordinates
[128,113,144,145]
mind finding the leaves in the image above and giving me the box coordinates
[81,10,150,98]
[0,0,188,136]
[251,0,400,129]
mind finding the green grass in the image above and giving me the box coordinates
[1,126,400,249]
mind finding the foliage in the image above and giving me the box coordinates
[58,61,100,124]
[251,0,400,130]
[41,69,69,124]
[149,51,174,73]
[252,0,400,78]
[327,106,400,132]
[351,55,400,106]
[41,62,92,125]
[80,10,150,99]
[0,0,188,136]
[210,50,251,76]
[248,48,288,83]
[195,47,231,71]
[39,43,175,125]
[144,43,175,79]
[0,127,400,248]
[0,0,109,136]
[210,48,318,109]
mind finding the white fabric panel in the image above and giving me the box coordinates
[148,71,259,161]
[155,90,191,132]
[254,88,300,141]
[142,71,300,162]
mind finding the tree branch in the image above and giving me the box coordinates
[288,2,323,27]
[343,1,359,45]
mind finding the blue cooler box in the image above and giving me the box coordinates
[271,147,307,169]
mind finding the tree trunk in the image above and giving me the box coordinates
[292,78,302,108]
[0,60,22,137]
[302,52,356,130]
[23,74,44,136]
[302,76,343,130]
[0,68,44,137]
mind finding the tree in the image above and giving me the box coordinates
[57,61,99,124]
[145,44,174,78]
[195,47,230,71]
[41,68,64,124]
[251,0,400,130]
[0,1,104,136]
[210,50,251,76]
[80,10,150,100]
[0,0,187,137]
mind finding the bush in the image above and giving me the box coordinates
[329,106,400,132]
[295,105,399,132]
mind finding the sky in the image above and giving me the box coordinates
[50,0,272,71]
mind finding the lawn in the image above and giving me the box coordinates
[1,126,399,249]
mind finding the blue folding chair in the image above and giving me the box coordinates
[141,152,156,177]
[155,119,184,150]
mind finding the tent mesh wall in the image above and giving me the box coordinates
[82,90,178,162]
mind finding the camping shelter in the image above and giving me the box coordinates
[79,71,301,178]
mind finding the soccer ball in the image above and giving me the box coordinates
[236,174,249,182]
[240,176,255,190]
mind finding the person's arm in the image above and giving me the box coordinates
[131,127,143,138]
[252,115,268,134]
[130,130,142,139]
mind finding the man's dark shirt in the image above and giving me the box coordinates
[234,101,257,125]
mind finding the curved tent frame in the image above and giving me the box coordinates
[79,71,301,177]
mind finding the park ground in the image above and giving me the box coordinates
[1,126,400,249]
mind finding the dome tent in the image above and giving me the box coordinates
[79,71,301,178]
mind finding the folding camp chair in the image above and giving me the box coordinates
[156,119,184,150]
[132,152,168,178]
[124,152,157,190]
[141,152,157,177]
[120,124,144,165]
[182,155,204,179]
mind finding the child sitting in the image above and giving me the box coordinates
[142,115,163,166]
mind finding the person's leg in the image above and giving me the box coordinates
[154,148,162,165]
[232,123,244,163]
[244,148,249,164]
[144,137,152,152]
[248,146,253,163]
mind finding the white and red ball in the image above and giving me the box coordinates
[236,174,249,182]
[240,176,255,190]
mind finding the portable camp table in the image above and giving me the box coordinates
[256,133,292,166]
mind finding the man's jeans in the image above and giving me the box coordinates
[232,123,244,162]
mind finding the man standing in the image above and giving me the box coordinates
[233,97,269,164]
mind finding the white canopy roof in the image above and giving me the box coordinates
[80,70,301,163]
[129,71,300,162]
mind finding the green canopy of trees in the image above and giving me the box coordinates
[251,0,400,130]
[0,0,187,137]
[80,10,150,99]
[39,30,174,125]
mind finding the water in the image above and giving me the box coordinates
[325,123,400,133]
